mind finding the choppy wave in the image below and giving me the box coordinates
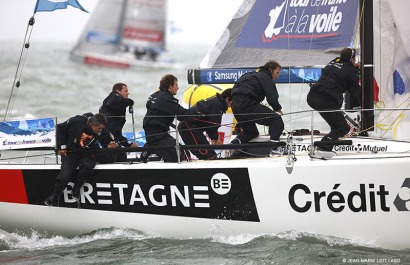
[1,228,409,264]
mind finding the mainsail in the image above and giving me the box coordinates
[202,0,359,68]
[188,0,360,84]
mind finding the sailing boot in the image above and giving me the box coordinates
[313,147,336,160]
[140,151,149,163]
[228,138,242,158]
[44,193,57,206]
[140,143,150,163]
[270,146,289,157]
[44,185,64,206]
[269,140,289,157]
[72,186,81,202]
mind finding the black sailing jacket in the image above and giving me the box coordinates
[188,94,228,140]
[309,57,361,108]
[56,113,100,151]
[231,67,282,111]
[99,91,134,147]
[143,90,196,133]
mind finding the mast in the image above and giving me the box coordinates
[360,0,374,132]
[117,0,128,52]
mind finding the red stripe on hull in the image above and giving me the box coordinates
[84,56,130,69]
[0,170,28,204]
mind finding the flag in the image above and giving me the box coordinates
[390,0,410,95]
[34,0,89,13]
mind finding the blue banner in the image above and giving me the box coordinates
[191,67,321,84]
[0,118,55,150]
[236,0,358,49]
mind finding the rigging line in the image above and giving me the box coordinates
[376,0,382,102]
[379,100,410,138]
[284,2,321,134]
[182,121,209,156]
[4,16,35,121]
[289,4,321,133]
[284,0,293,131]
[355,0,365,49]
[376,95,410,125]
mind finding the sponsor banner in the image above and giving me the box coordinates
[289,178,410,213]
[122,26,163,43]
[22,168,260,221]
[237,0,358,49]
[0,118,55,150]
[122,131,146,159]
[195,67,321,84]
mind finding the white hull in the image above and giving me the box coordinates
[1,136,410,250]
[70,50,181,69]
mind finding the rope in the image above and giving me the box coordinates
[4,16,36,121]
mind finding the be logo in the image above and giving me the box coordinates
[211,173,231,195]
[393,178,410,211]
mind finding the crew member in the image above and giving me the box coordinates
[178,89,233,160]
[44,113,106,206]
[99,82,138,161]
[231,60,285,156]
[142,74,198,162]
[306,47,361,157]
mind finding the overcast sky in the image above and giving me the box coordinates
[0,0,242,44]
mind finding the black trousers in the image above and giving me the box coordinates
[145,128,179,162]
[307,93,350,150]
[53,153,96,197]
[231,96,284,143]
[178,121,217,160]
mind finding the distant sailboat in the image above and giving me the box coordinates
[70,0,177,69]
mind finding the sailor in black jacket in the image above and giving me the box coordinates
[143,74,197,162]
[100,83,138,161]
[45,113,107,206]
[307,47,361,152]
[231,60,285,154]
[178,89,233,160]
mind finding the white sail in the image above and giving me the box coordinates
[121,0,167,51]
[374,0,410,139]
[71,0,125,56]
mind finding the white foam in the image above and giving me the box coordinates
[0,228,156,251]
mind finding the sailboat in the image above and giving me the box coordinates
[70,0,178,69]
[1,0,410,250]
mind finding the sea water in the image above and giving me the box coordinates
[0,42,408,264]
[0,228,409,264]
